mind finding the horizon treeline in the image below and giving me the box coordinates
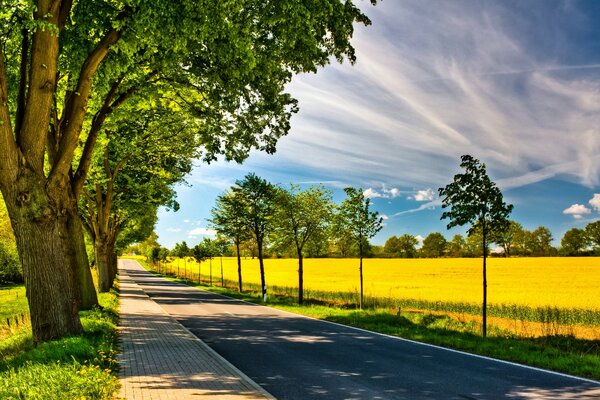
[130,176,600,262]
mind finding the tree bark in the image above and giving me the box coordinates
[95,237,112,293]
[482,229,488,338]
[359,241,364,310]
[64,203,98,309]
[236,240,243,292]
[297,244,304,305]
[4,170,82,341]
[257,237,267,302]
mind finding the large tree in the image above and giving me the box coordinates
[560,228,589,256]
[234,173,278,302]
[439,155,513,337]
[585,220,600,254]
[490,220,523,257]
[337,187,382,309]
[274,184,333,304]
[0,0,376,341]
[420,232,447,258]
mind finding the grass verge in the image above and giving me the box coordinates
[139,259,600,381]
[0,287,120,399]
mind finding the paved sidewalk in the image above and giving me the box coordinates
[118,259,274,400]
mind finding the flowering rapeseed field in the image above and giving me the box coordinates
[170,256,600,310]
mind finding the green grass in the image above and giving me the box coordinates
[0,286,120,400]
[142,260,600,381]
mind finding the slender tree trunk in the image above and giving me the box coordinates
[297,244,304,305]
[220,255,224,287]
[4,174,83,341]
[209,258,212,285]
[257,238,267,302]
[359,255,364,309]
[482,231,488,338]
[236,240,243,292]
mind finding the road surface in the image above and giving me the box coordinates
[123,259,600,400]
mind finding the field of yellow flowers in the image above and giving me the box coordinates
[168,256,600,309]
[161,256,600,338]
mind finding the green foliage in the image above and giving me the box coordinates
[0,197,21,284]
[420,232,447,258]
[210,190,251,248]
[447,234,466,257]
[273,184,333,257]
[336,187,383,259]
[439,155,513,240]
[384,234,419,258]
[560,228,590,256]
[172,241,191,258]
[584,221,600,254]
[191,238,218,263]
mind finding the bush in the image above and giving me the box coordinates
[0,244,22,285]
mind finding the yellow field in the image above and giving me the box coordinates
[165,257,600,310]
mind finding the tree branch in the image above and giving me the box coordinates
[49,9,128,186]
[0,47,19,189]
[18,0,61,174]
[15,26,29,136]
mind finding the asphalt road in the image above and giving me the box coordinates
[123,260,600,400]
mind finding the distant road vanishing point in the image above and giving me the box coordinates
[122,259,600,400]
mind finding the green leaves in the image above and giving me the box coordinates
[337,187,383,250]
[439,155,513,236]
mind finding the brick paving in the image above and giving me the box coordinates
[118,259,274,399]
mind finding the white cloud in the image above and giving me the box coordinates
[413,188,435,201]
[563,204,591,219]
[363,188,383,199]
[183,219,190,223]
[166,228,182,233]
[363,186,402,199]
[381,214,389,220]
[415,235,424,248]
[188,227,217,236]
[589,194,600,212]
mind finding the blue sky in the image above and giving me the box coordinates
[155,0,600,249]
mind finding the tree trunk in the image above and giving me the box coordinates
[95,238,112,293]
[209,258,212,285]
[4,173,82,341]
[359,255,364,310]
[359,241,364,310]
[64,204,98,309]
[297,246,304,305]
[236,240,243,292]
[257,238,267,302]
[482,231,488,338]
[220,255,224,287]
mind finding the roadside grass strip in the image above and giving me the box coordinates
[140,259,600,381]
[0,289,120,400]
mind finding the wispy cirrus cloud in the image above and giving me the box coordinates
[275,0,600,190]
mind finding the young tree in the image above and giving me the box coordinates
[0,0,377,341]
[530,226,555,256]
[274,184,333,304]
[214,236,231,287]
[234,174,278,301]
[439,155,513,337]
[210,190,251,292]
[420,232,447,258]
[337,187,383,309]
